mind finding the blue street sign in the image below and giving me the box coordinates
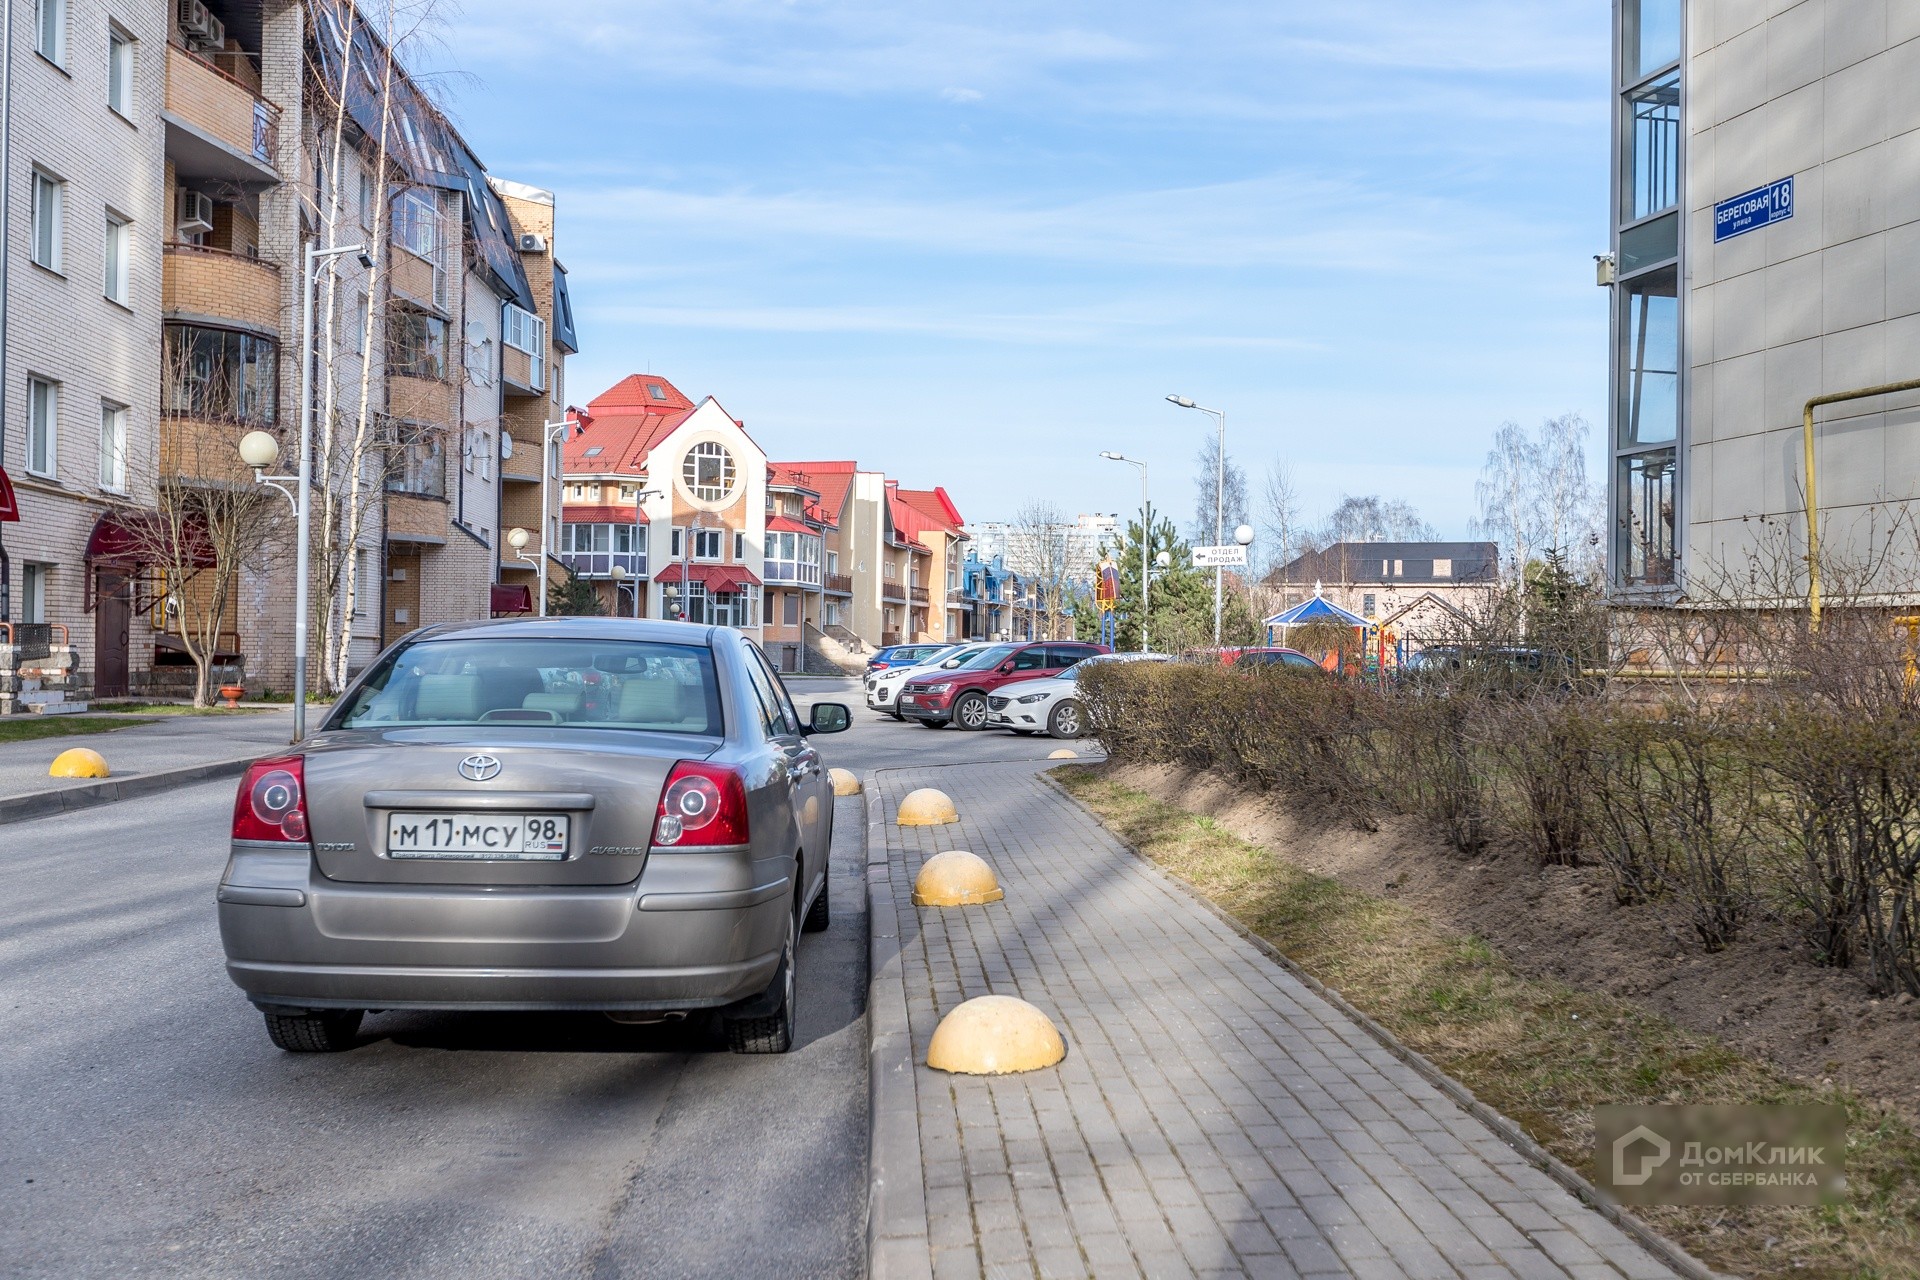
[1714,177,1794,242]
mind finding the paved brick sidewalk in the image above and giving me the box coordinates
[869,762,1690,1280]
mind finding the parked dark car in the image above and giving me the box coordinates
[866,643,950,674]
[1231,647,1327,674]
[896,641,1109,729]
[1398,645,1579,695]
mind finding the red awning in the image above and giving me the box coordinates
[490,583,534,616]
[0,467,17,522]
[766,515,816,534]
[655,562,762,592]
[84,510,215,569]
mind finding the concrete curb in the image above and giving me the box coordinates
[864,782,934,1280]
[0,753,260,825]
[1038,767,1725,1280]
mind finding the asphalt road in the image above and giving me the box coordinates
[0,676,1093,1280]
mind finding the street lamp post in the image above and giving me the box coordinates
[534,410,593,616]
[1100,451,1152,653]
[609,565,640,619]
[1167,395,1228,644]
[241,242,364,742]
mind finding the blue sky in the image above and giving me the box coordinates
[423,1,1610,539]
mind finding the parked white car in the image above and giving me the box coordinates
[985,652,1170,738]
[864,643,995,718]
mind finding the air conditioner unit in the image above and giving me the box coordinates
[202,12,226,48]
[178,0,211,38]
[518,233,548,253]
[387,568,407,583]
[176,188,215,236]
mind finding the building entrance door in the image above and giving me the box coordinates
[95,570,132,697]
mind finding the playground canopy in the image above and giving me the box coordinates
[1264,595,1367,629]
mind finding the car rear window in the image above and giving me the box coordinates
[329,637,723,735]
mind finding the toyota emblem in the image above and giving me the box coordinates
[458,754,502,782]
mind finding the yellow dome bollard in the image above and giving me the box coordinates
[49,747,110,779]
[912,851,1004,906]
[1048,748,1078,760]
[896,787,958,826]
[829,768,862,796]
[926,995,1066,1075]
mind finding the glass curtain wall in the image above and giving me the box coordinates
[1612,0,1682,588]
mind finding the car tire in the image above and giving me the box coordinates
[802,862,831,933]
[1011,728,1037,736]
[261,1008,362,1053]
[889,709,904,721]
[954,693,990,731]
[1048,699,1084,739]
[726,916,796,1054]
[918,719,944,729]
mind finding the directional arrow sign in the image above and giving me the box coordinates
[1190,544,1248,568]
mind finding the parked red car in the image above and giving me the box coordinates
[896,640,1109,729]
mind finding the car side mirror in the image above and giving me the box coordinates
[998,661,1015,674]
[804,702,851,735]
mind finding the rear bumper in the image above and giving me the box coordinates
[218,848,792,1012]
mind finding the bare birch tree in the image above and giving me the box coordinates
[1011,501,1075,639]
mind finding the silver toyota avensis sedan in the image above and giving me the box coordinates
[216,618,850,1056]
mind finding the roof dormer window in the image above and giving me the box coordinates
[648,383,667,401]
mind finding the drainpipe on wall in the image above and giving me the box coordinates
[0,0,15,622]
[1802,376,1920,627]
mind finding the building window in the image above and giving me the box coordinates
[682,441,736,501]
[385,425,446,498]
[392,188,437,259]
[20,564,48,622]
[107,27,133,116]
[387,307,449,380]
[31,170,63,272]
[35,0,63,65]
[1624,73,1679,223]
[763,591,777,625]
[103,213,130,306]
[1619,267,1678,446]
[783,592,800,625]
[692,528,723,560]
[357,168,375,228]
[99,401,127,491]
[502,304,546,390]
[670,527,683,558]
[1433,558,1452,578]
[1618,450,1676,587]
[1624,0,1681,82]
[1361,593,1376,618]
[734,531,746,560]
[648,383,667,401]
[164,324,278,425]
[26,378,58,477]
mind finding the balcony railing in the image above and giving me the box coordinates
[163,243,281,333]
[910,585,930,604]
[166,42,279,170]
[882,583,906,603]
[824,573,853,595]
[947,589,969,605]
[559,550,647,580]
[763,560,823,587]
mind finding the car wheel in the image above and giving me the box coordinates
[954,693,990,730]
[1011,728,1037,736]
[261,1008,362,1053]
[1048,699,1084,739]
[918,718,945,729]
[890,709,904,721]
[802,860,830,933]
[727,916,796,1054]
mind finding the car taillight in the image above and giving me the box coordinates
[651,761,750,848]
[233,756,310,844]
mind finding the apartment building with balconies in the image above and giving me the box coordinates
[896,487,968,643]
[561,375,766,637]
[763,463,826,672]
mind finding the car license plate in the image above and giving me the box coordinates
[386,813,569,859]
[900,694,917,706]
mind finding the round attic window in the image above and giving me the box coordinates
[682,440,736,502]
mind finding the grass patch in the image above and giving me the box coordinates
[0,716,158,744]
[1055,765,1920,1280]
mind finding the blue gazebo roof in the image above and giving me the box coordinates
[1264,595,1368,628]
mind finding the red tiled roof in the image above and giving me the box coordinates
[565,375,698,477]
[562,505,649,524]
[767,463,821,496]
[767,515,817,534]
[590,375,695,413]
[656,562,762,591]
[774,460,856,524]
[898,486,965,534]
